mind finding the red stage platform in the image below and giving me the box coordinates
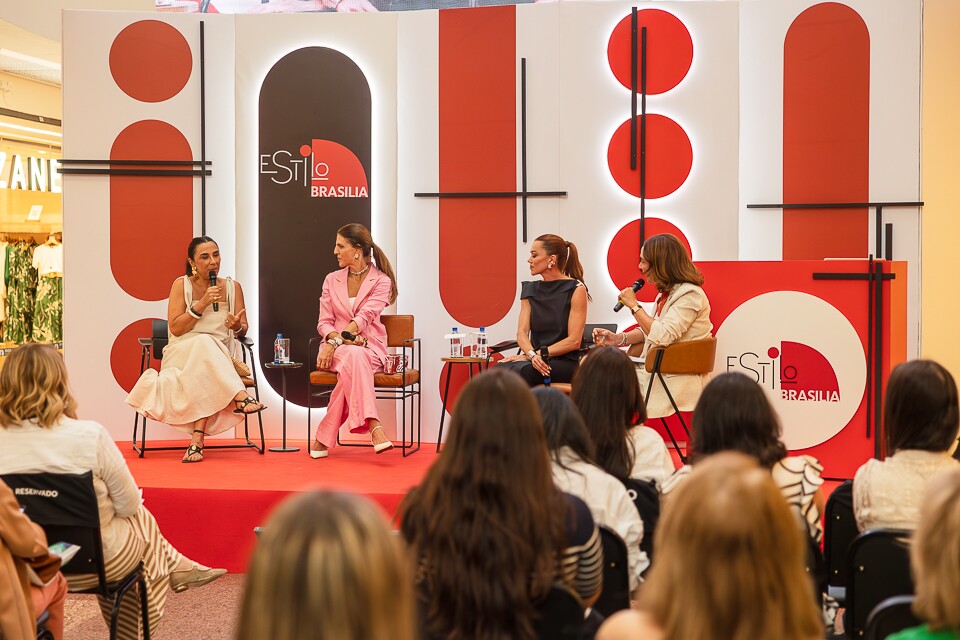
[124,441,436,573]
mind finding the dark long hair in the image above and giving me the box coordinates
[399,369,567,640]
[535,233,590,300]
[642,233,703,293]
[338,223,398,304]
[571,346,646,479]
[534,386,597,473]
[185,236,217,276]
[885,360,960,455]
[690,372,787,469]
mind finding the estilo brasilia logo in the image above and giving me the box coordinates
[259,139,368,198]
[716,291,866,449]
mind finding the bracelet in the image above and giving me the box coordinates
[617,333,627,346]
[326,339,340,348]
[526,349,537,359]
[187,306,202,320]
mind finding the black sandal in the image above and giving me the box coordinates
[233,396,267,414]
[182,430,205,463]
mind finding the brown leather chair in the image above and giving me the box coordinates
[306,315,421,456]
[132,320,264,457]
[643,336,716,463]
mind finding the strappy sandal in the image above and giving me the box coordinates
[371,426,395,454]
[182,430,205,463]
[233,396,267,414]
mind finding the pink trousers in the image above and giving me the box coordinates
[314,345,384,448]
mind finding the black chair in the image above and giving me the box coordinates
[824,480,856,603]
[533,584,587,640]
[621,477,659,566]
[307,315,421,456]
[847,529,914,639]
[641,336,717,463]
[865,595,920,640]
[3,471,151,640]
[593,526,631,618]
[132,319,265,456]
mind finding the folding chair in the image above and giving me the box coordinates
[847,529,914,639]
[3,471,151,640]
[824,480,856,603]
[865,595,920,640]
[643,336,717,463]
[306,315,421,456]
[593,526,631,618]
[132,319,265,456]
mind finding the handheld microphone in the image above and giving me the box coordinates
[341,330,356,342]
[613,278,645,312]
[209,271,218,312]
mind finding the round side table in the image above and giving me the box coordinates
[264,361,303,452]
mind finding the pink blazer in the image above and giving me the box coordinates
[317,265,392,365]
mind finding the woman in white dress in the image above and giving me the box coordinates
[126,237,265,463]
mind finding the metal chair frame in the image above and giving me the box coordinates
[306,317,421,457]
[131,322,265,456]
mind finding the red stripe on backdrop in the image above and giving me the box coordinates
[438,6,517,327]
[783,3,869,260]
[110,120,194,301]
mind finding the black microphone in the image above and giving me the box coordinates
[613,278,645,312]
[341,330,355,342]
[209,271,218,312]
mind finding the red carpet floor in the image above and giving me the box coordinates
[124,440,436,572]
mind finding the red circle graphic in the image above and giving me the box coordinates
[111,318,163,393]
[607,9,693,94]
[607,114,692,199]
[110,21,192,103]
[606,218,691,303]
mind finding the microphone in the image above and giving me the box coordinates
[341,330,355,342]
[209,271,218,312]
[613,278,645,312]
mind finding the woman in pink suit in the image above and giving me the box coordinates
[310,223,398,459]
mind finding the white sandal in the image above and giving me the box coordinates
[371,426,395,454]
[309,440,329,459]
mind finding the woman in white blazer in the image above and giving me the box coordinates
[594,234,713,419]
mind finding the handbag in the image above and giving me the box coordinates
[232,356,252,378]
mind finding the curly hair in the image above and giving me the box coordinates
[0,343,78,429]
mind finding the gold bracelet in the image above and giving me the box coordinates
[617,333,628,346]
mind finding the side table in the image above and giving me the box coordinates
[264,361,303,452]
[437,356,489,452]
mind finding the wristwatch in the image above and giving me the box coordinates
[539,346,550,360]
[630,304,642,314]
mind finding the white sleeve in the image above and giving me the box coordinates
[645,288,704,348]
[96,425,141,517]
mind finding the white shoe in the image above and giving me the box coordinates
[310,441,328,459]
[371,427,395,454]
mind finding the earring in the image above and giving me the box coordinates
[549,262,555,269]
[354,253,360,259]
[191,265,197,276]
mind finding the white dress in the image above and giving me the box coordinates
[552,447,648,590]
[125,276,245,435]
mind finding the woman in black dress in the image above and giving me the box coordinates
[498,234,589,386]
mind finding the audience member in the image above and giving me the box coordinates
[597,453,823,640]
[572,346,674,486]
[534,386,647,592]
[0,344,225,640]
[400,368,603,640]
[0,478,67,640]
[854,359,960,531]
[238,490,414,640]
[889,469,960,640]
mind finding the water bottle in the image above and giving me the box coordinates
[274,333,284,364]
[476,327,488,359]
[450,327,463,358]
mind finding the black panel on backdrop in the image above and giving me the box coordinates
[259,47,372,407]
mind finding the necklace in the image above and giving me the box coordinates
[349,265,370,277]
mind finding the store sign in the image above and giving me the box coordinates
[0,153,62,193]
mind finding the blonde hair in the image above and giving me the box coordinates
[912,468,960,630]
[639,452,822,640]
[0,343,78,429]
[239,491,415,640]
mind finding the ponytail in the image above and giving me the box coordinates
[371,242,399,305]
[534,234,591,301]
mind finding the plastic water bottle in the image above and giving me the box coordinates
[450,327,463,358]
[274,333,284,364]
[476,327,488,359]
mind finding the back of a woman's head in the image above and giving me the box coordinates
[399,368,565,640]
[912,468,960,630]
[885,360,960,455]
[534,386,596,464]
[640,452,822,640]
[572,346,645,478]
[0,343,78,429]
[239,491,413,640]
[691,372,787,468]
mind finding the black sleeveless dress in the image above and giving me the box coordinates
[499,279,583,386]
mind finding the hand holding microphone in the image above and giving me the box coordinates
[341,330,367,347]
[209,271,219,312]
[613,278,645,312]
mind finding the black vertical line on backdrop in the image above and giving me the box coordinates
[200,21,207,236]
[884,223,893,261]
[639,25,647,247]
[874,205,883,262]
[521,58,528,243]
[873,260,884,459]
[630,7,637,171]
[866,254,874,439]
